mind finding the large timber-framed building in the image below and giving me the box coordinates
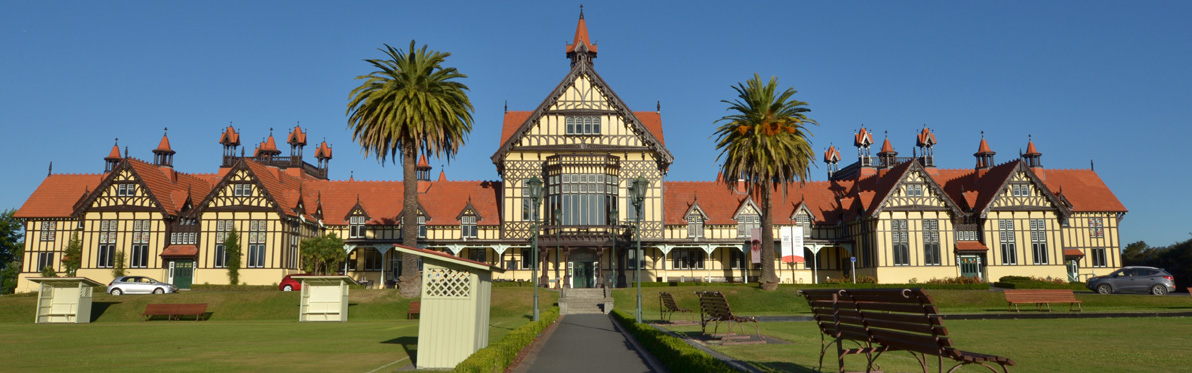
[13,13,1126,292]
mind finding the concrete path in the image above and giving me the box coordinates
[515,314,662,373]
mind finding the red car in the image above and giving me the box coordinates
[279,274,303,291]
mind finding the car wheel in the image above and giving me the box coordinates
[1151,285,1168,296]
[153,288,164,294]
[282,285,293,291]
[1096,284,1112,295]
[111,288,122,296]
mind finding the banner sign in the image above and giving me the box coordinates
[780,226,793,258]
[750,228,761,263]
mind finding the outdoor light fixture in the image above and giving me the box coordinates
[630,175,649,323]
[527,176,543,322]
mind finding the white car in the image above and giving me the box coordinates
[107,276,177,295]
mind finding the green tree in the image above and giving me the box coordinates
[111,251,126,278]
[224,228,242,285]
[713,73,818,291]
[300,233,347,275]
[347,40,474,297]
[62,232,82,276]
[0,209,23,293]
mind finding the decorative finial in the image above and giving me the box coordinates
[163,127,168,136]
[657,101,661,112]
[1090,159,1095,171]
[504,100,507,113]
[981,130,985,139]
[269,127,273,135]
[579,4,584,19]
[124,146,129,158]
[48,161,52,177]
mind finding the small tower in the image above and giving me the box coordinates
[566,5,598,67]
[854,126,874,167]
[220,125,241,166]
[287,124,307,161]
[974,132,996,171]
[153,128,176,168]
[916,126,937,167]
[416,154,432,181]
[314,140,332,176]
[824,145,841,179]
[878,132,898,168]
[104,139,121,173]
[255,129,282,162]
[1023,135,1042,168]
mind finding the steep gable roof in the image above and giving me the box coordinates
[15,174,103,218]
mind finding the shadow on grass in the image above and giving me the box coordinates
[381,336,418,367]
[89,301,121,322]
[752,361,819,373]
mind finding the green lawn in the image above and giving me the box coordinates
[0,287,557,372]
[661,317,1192,372]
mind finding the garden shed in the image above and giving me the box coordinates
[391,244,505,370]
[28,277,104,324]
[297,275,356,322]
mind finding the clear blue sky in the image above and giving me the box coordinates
[2,1,1189,247]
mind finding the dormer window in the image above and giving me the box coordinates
[794,212,812,237]
[349,216,366,239]
[233,183,254,196]
[461,215,478,239]
[737,213,759,238]
[565,115,600,135]
[686,212,703,239]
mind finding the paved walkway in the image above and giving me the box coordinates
[514,314,661,373]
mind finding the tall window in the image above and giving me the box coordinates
[97,244,115,268]
[737,213,760,238]
[520,248,532,269]
[892,220,910,266]
[1030,219,1048,265]
[37,252,54,271]
[999,220,1017,265]
[40,221,56,241]
[1091,247,1107,267]
[98,220,117,268]
[363,248,383,271]
[247,220,266,268]
[417,216,427,238]
[673,248,704,270]
[131,220,150,268]
[730,249,745,269]
[216,220,233,242]
[522,180,538,222]
[686,212,703,239]
[215,244,227,268]
[923,220,940,266]
[468,248,486,263]
[565,115,600,135]
[795,212,812,236]
[289,225,299,269]
[550,173,617,226]
[1088,218,1104,238]
[349,216,366,238]
[461,215,478,238]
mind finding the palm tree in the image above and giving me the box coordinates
[347,41,474,297]
[713,74,817,291]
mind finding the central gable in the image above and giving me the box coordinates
[87,168,161,212]
[871,162,962,217]
[988,169,1062,211]
[200,167,279,212]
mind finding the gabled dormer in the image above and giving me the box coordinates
[346,197,370,239]
[683,200,708,239]
[398,204,429,239]
[869,161,963,218]
[457,200,481,239]
[790,202,816,237]
[732,197,762,239]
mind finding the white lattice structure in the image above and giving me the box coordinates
[29,277,104,324]
[393,244,504,370]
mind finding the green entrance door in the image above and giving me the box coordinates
[172,260,194,289]
[572,262,594,288]
[959,256,982,281]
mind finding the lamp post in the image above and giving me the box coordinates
[527,176,544,322]
[630,175,649,324]
[554,208,561,289]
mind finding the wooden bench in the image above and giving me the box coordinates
[142,303,208,321]
[800,288,1014,373]
[658,292,693,323]
[1003,289,1082,312]
[407,301,421,319]
[694,291,758,337]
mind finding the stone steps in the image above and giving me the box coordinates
[560,288,614,315]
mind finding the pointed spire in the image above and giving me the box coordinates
[1024,134,1041,156]
[976,131,994,155]
[48,161,52,177]
[566,5,598,66]
[287,123,307,146]
[155,127,174,153]
[879,132,896,155]
[106,139,122,160]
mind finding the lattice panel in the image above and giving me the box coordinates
[425,267,471,298]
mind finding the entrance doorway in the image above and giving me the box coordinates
[959,255,982,281]
[571,261,595,288]
[169,260,194,289]
[1067,260,1079,282]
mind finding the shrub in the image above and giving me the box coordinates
[453,306,560,373]
[39,265,57,278]
[926,276,984,285]
[609,309,735,372]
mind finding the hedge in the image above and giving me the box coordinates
[190,284,279,292]
[994,281,1087,290]
[609,309,737,372]
[453,306,560,373]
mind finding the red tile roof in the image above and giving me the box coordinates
[566,13,597,54]
[1042,169,1126,212]
[219,126,240,146]
[663,180,843,225]
[917,127,937,147]
[1063,248,1084,257]
[879,138,895,154]
[155,134,173,153]
[261,135,279,152]
[1025,140,1040,156]
[106,144,122,160]
[417,154,430,169]
[15,174,103,218]
[126,158,213,214]
[976,138,994,154]
[854,127,873,147]
[288,126,306,146]
[315,141,332,159]
[161,245,198,257]
[954,241,989,252]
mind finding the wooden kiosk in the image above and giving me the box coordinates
[28,277,105,324]
[392,244,505,370]
[297,275,356,322]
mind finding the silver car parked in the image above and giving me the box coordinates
[107,276,177,295]
[1086,266,1176,295]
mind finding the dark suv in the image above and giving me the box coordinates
[1086,266,1176,295]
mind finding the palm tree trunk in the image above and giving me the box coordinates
[398,142,422,297]
[760,186,779,291]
